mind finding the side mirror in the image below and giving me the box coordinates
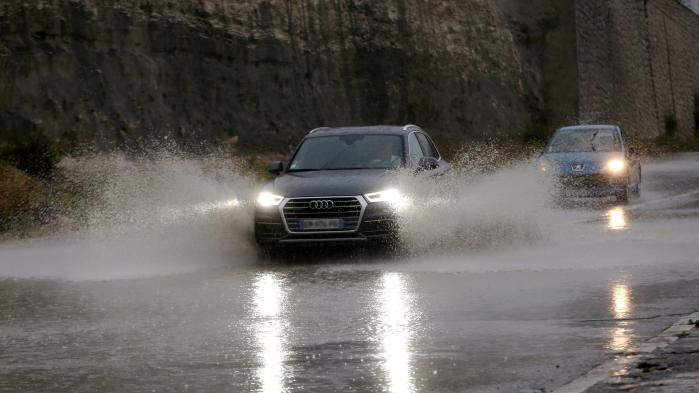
[416,157,439,172]
[267,161,284,175]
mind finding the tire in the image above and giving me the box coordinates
[631,182,641,197]
[633,166,642,197]
[616,183,629,204]
[257,245,283,260]
[257,246,271,259]
[368,240,407,259]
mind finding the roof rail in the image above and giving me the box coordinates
[402,124,419,131]
[308,127,331,134]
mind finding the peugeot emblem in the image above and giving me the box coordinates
[572,164,584,171]
[309,200,334,209]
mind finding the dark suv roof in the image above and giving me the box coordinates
[557,124,619,131]
[306,125,421,137]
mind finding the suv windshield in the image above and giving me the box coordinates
[548,129,621,153]
[288,134,404,171]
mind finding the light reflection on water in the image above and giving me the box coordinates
[610,326,631,352]
[252,273,288,393]
[609,282,633,352]
[606,207,628,230]
[612,284,631,319]
[378,272,417,393]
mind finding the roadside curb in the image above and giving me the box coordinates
[552,310,699,393]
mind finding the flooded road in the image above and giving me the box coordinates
[2,154,699,392]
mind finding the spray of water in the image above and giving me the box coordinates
[0,147,567,280]
[0,151,259,280]
[396,155,556,253]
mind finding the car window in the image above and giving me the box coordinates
[408,133,425,165]
[416,133,439,159]
[288,134,404,171]
[548,129,622,153]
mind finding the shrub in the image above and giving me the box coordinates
[1,130,61,179]
[664,113,678,137]
[522,122,554,145]
[245,155,278,181]
[0,163,44,234]
[635,135,699,156]
[694,93,698,137]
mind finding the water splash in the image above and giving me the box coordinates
[0,147,639,280]
[0,152,259,280]
[396,156,556,253]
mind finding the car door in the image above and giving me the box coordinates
[414,132,450,176]
[619,129,640,186]
[408,132,426,168]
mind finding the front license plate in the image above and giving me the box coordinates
[299,218,344,231]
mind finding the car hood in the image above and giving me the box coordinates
[267,169,398,197]
[542,152,624,174]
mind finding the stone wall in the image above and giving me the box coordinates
[0,0,531,150]
[496,0,579,129]
[575,0,699,138]
[1,0,696,149]
[647,0,699,137]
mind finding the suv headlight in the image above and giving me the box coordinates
[256,192,284,207]
[364,189,409,210]
[365,189,401,203]
[604,158,626,175]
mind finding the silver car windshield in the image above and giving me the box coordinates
[288,134,404,171]
[548,129,621,153]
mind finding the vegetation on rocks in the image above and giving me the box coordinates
[522,122,555,147]
[0,162,44,235]
[635,135,699,156]
[0,130,62,180]
[0,124,697,238]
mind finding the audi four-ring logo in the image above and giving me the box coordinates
[309,200,334,209]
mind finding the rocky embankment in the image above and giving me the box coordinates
[0,0,545,150]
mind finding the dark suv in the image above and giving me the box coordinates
[254,125,449,250]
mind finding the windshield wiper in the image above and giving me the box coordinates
[288,167,389,172]
[590,131,598,152]
[323,167,372,170]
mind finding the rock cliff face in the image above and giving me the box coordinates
[0,0,532,150]
[575,0,699,138]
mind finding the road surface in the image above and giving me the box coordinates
[1,154,699,392]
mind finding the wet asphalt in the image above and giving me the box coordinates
[1,154,699,393]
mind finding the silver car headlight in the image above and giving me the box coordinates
[604,158,626,175]
[256,192,284,207]
[364,188,410,210]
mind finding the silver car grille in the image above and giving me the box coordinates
[281,197,364,233]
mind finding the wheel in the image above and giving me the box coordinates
[616,184,629,203]
[367,240,407,259]
[257,245,272,260]
[257,245,284,260]
[633,166,642,197]
[631,181,641,197]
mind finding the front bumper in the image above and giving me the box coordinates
[254,197,399,247]
[556,174,627,197]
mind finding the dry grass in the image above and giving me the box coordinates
[0,151,276,237]
[3,135,695,237]
[632,136,699,156]
[0,163,45,236]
